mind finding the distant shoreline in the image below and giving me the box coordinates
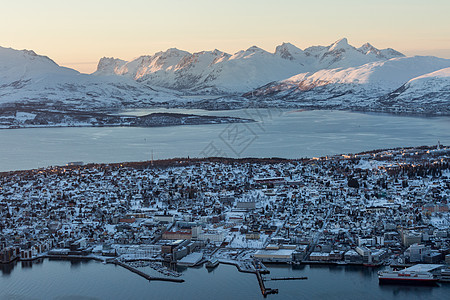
[0,109,254,130]
[0,144,444,176]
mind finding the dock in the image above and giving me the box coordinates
[113,260,184,283]
[255,267,278,296]
[253,260,278,296]
[266,276,308,281]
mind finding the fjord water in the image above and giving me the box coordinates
[1,259,449,299]
[0,109,449,172]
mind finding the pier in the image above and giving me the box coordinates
[113,260,184,283]
[266,276,308,281]
[251,260,278,296]
[255,268,278,296]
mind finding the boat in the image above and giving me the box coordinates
[205,258,219,269]
[378,270,438,285]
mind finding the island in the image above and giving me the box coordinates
[0,108,254,129]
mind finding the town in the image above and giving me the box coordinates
[1,145,449,288]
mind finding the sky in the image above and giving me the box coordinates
[1,0,449,73]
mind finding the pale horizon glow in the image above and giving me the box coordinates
[1,0,449,74]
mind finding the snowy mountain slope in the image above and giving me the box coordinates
[378,67,450,114]
[94,38,404,94]
[246,56,450,108]
[0,46,78,84]
[0,46,180,110]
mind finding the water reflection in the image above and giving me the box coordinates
[21,261,33,269]
[379,284,435,297]
[0,261,15,275]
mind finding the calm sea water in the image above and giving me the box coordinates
[0,109,449,172]
[0,259,448,299]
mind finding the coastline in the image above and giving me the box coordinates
[1,105,449,130]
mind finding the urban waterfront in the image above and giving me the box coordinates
[1,259,449,299]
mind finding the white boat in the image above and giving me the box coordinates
[378,264,443,285]
[378,270,438,285]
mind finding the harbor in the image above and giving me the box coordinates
[2,258,450,300]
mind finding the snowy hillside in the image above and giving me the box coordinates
[94,38,404,94]
[246,56,450,110]
[0,46,78,83]
[0,46,179,110]
[379,67,450,114]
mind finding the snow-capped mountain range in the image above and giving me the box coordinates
[94,38,404,94]
[0,38,449,116]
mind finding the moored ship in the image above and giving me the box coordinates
[378,264,443,285]
[378,270,438,285]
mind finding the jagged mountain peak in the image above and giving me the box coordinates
[275,42,304,60]
[153,48,191,59]
[240,46,270,56]
[193,49,227,57]
[357,43,405,60]
[328,38,351,51]
[303,38,354,60]
[246,45,265,52]
[95,57,128,76]
[97,57,126,67]
[230,46,271,60]
[361,42,374,48]
[358,43,383,58]
[359,42,377,53]
[278,42,297,47]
